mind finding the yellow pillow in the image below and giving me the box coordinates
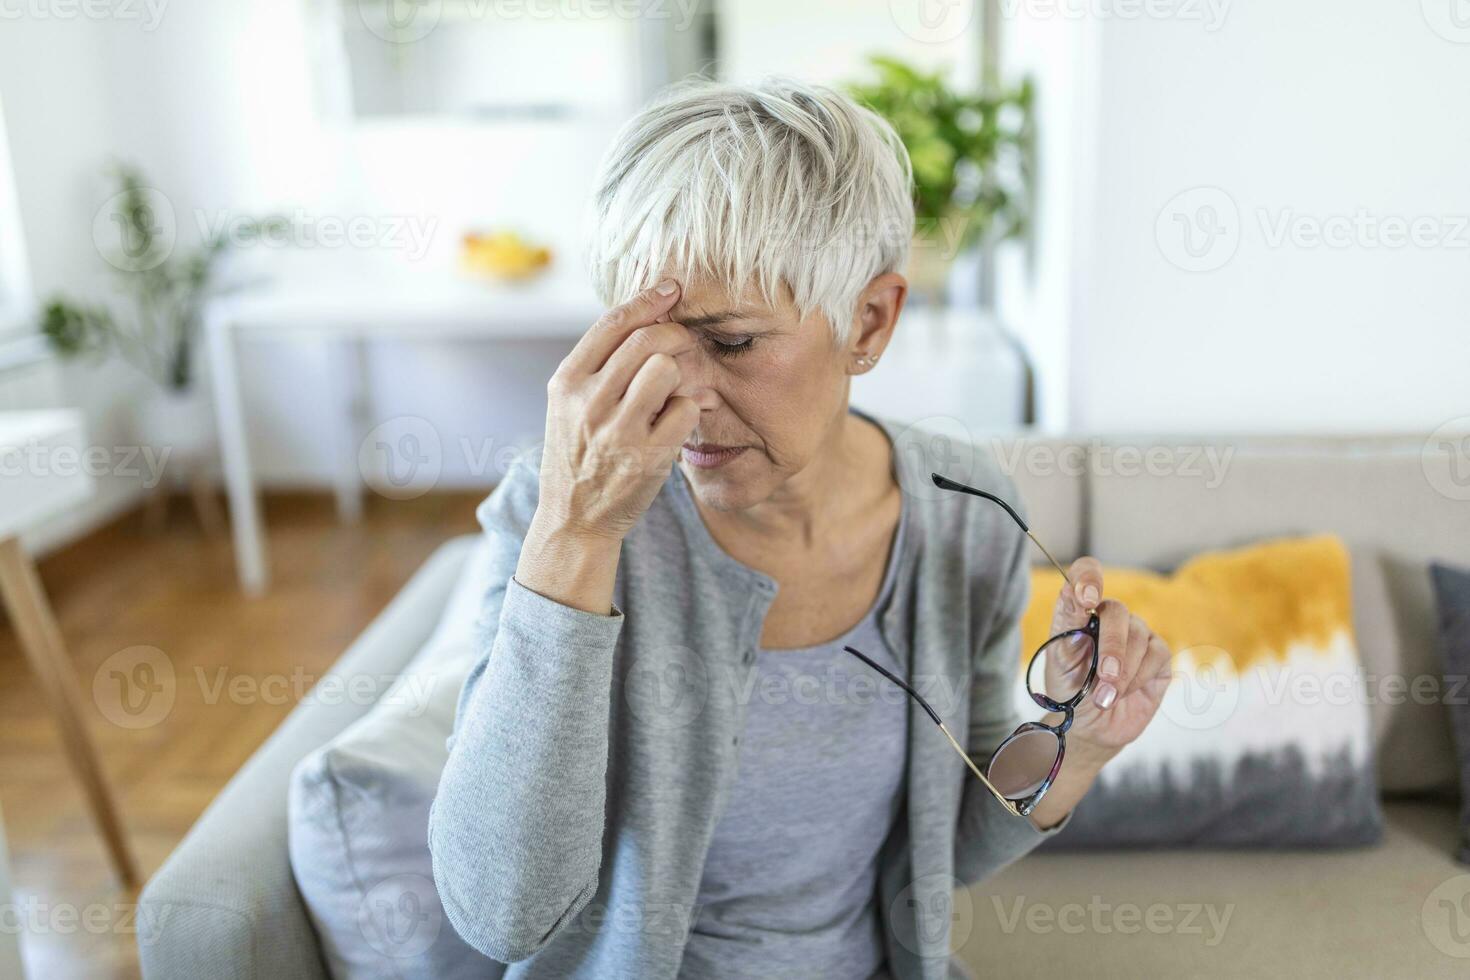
[1013,533,1383,849]
[1020,534,1354,675]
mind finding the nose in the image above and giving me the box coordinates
[670,346,722,412]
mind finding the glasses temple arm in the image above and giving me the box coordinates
[842,643,1021,812]
[930,472,1074,587]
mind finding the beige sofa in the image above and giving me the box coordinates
[139,432,1470,979]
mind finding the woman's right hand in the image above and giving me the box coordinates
[515,279,700,613]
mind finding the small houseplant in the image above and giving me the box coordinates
[42,163,283,453]
[845,55,1034,306]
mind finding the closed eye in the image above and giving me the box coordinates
[705,335,756,358]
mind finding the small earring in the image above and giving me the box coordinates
[855,354,877,369]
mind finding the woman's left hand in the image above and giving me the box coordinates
[1042,557,1172,767]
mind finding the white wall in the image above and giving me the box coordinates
[0,19,154,551]
[1063,0,1469,433]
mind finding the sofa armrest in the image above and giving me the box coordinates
[139,535,478,980]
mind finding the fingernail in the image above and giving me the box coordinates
[1100,655,1120,680]
[1079,585,1099,607]
[655,279,678,295]
[1094,682,1116,709]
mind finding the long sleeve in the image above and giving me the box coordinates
[952,497,1074,886]
[427,452,625,963]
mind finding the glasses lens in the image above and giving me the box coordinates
[988,728,1062,800]
[1025,629,1096,706]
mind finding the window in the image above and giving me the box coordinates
[0,91,39,365]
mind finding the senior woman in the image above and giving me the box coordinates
[429,78,1171,980]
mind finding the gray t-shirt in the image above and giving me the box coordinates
[678,504,909,980]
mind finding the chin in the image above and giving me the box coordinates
[680,459,764,512]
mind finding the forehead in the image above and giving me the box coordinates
[667,270,795,322]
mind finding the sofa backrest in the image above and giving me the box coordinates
[997,432,1469,795]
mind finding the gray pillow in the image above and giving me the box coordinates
[1429,561,1470,865]
[288,540,505,979]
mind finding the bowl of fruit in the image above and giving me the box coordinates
[460,229,553,283]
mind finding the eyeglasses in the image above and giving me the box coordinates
[842,472,1100,819]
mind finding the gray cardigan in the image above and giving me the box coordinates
[428,407,1070,980]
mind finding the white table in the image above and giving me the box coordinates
[0,411,139,890]
[207,271,602,594]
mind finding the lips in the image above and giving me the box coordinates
[680,443,748,469]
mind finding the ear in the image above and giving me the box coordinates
[845,272,908,364]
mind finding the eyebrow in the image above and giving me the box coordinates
[676,310,756,332]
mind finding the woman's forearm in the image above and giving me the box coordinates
[430,521,628,962]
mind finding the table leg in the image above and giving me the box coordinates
[329,336,366,525]
[0,536,140,890]
[208,310,268,595]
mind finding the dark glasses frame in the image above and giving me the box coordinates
[841,472,1100,819]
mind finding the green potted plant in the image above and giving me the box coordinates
[42,163,283,456]
[845,55,1034,307]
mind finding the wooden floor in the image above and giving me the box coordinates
[0,491,484,979]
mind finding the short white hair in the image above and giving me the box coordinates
[584,76,915,349]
